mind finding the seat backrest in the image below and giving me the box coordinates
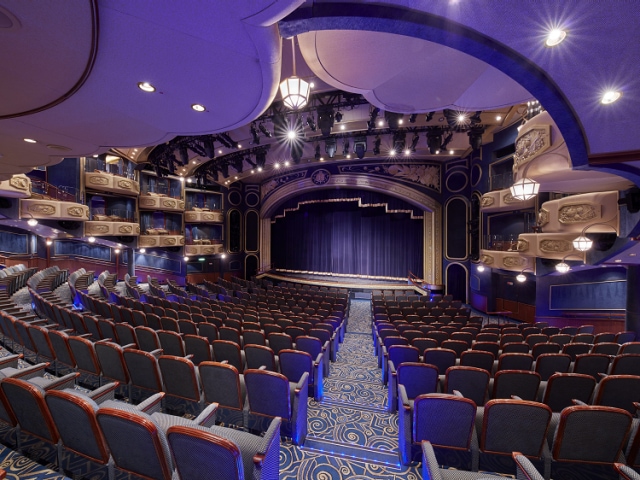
[542,373,596,412]
[184,334,212,365]
[157,330,186,357]
[68,336,101,375]
[397,362,439,399]
[472,341,500,357]
[45,389,109,465]
[97,406,174,480]
[590,342,620,356]
[48,329,76,368]
[212,340,244,372]
[134,326,161,352]
[572,353,611,381]
[279,349,312,384]
[244,369,291,419]
[561,342,592,361]
[167,425,244,480]
[593,375,640,414]
[95,341,130,383]
[460,350,495,373]
[440,339,468,357]
[423,348,457,375]
[534,353,571,381]
[388,345,420,367]
[497,353,534,371]
[198,323,219,343]
[244,345,277,371]
[492,370,541,401]
[158,355,200,402]
[295,336,322,358]
[609,354,640,376]
[552,405,632,464]
[123,349,164,393]
[618,342,640,355]
[481,399,552,458]
[531,342,561,359]
[444,366,490,406]
[199,361,244,411]
[413,393,476,449]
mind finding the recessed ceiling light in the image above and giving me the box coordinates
[389,149,396,156]
[457,114,467,123]
[191,104,206,112]
[275,162,280,169]
[630,253,637,257]
[614,259,622,263]
[287,130,297,139]
[191,160,197,164]
[237,144,242,148]
[257,167,263,172]
[310,82,315,89]
[378,120,384,127]
[496,115,502,121]
[137,82,156,92]
[435,149,440,154]
[398,119,404,125]
[404,149,411,156]
[601,90,622,104]
[250,170,254,174]
[284,161,290,166]
[346,154,351,159]
[218,150,223,154]
[24,138,36,143]
[545,29,566,47]
[340,125,346,130]
[449,149,454,155]
[139,248,146,253]
[320,157,324,162]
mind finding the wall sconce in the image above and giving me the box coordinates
[114,248,121,254]
[46,239,53,246]
[510,159,540,201]
[88,236,96,243]
[572,220,618,252]
[184,256,190,262]
[477,264,486,272]
[139,248,146,253]
[516,267,534,283]
[23,212,38,227]
[555,253,585,273]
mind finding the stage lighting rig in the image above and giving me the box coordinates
[373,136,381,155]
[250,123,260,145]
[410,132,420,152]
[354,136,367,159]
[203,137,215,159]
[385,111,405,130]
[367,107,380,130]
[393,131,406,152]
[325,138,337,158]
[427,128,443,154]
[306,115,317,131]
[317,105,334,136]
[259,122,272,138]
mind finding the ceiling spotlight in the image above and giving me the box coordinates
[317,106,334,136]
[250,123,260,145]
[287,130,297,140]
[284,160,290,167]
[258,122,272,138]
[191,104,206,112]
[457,113,468,124]
[469,111,482,124]
[335,111,343,123]
[88,236,96,243]
[409,114,417,123]
[516,267,533,283]
[545,28,567,47]
[24,138,37,144]
[373,136,381,155]
[137,82,156,92]
[468,126,485,150]
[441,132,453,151]
[342,138,350,156]
[385,111,405,130]
[449,150,454,155]
[306,115,317,131]
[221,254,226,259]
[601,90,622,104]
[325,138,337,158]
[367,107,380,130]
[178,145,189,165]
[389,149,397,156]
[427,128,443,154]
[354,136,367,159]
[410,133,420,152]
[496,115,503,121]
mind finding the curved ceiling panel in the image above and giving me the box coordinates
[0,1,96,117]
[298,30,532,112]
[0,0,298,175]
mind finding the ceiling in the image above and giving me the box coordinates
[0,0,639,190]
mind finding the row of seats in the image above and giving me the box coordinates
[400,391,638,479]
[0,264,38,299]
[0,374,280,480]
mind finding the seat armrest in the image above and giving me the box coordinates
[150,348,163,358]
[193,402,218,427]
[88,382,120,403]
[137,392,165,413]
[572,398,587,406]
[40,372,80,390]
[0,354,21,369]
[295,371,309,393]
[8,362,50,380]
[398,383,411,409]
[254,417,282,467]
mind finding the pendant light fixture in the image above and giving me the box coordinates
[280,37,310,110]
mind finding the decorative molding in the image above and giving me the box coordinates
[558,203,599,224]
[9,176,29,190]
[118,225,134,234]
[503,256,527,268]
[87,224,110,234]
[481,195,494,207]
[539,239,573,253]
[338,163,440,192]
[311,169,331,185]
[139,237,158,247]
[514,124,551,171]
[481,254,494,265]
[538,208,550,227]
[88,176,109,186]
[140,198,156,207]
[516,239,529,252]
[117,179,132,189]
[66,206,85,217]
[261,171,308,198]
[503,192,524,204]
[28,203,56,215]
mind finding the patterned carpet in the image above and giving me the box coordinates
[279,298,422,479]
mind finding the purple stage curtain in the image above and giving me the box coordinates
[271,200,423,278]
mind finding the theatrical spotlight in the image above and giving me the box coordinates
[373,136,381,155]
[354,136,367,159]
[385,111,404,130]
[250,122,260,145]
[425,112,434,122]
[178,145,189,165]
[427,128,443,154]
[306,115,317,131]
[470,111,482,125]
[255,150,267,169]
[441,132,453,151]
[258,122,272,138]
[291,141,304,164]
[342,138,350,156]
[367,107,380,130]
[233,156,244,174]
[442,109,458,128]
[315,144,321,161]
[219,163,229,179]
[335,111,343,123]
[468,126,484,151]
[325,138,337,158]
[317,106,334,136]
[409,114,417,123]
[393,131,406,152]
[220,132,239,149]
[410,132,420,152]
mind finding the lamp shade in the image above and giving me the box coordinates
[510,177,540,201]
[555,262,571,273]
[572,235,593,252]
[280,76,310,110]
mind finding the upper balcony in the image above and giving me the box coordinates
[0,175,31,198]
[20,181,89,222]
[85,169,139,196]
[184,202,223,223]
[84,208,140,237]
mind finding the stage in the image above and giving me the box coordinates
[256,270,428,295]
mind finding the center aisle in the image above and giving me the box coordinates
[280,298,421,479]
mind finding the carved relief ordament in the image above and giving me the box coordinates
[503,256,527,268]
[539,239,573,253]
[558,204,599,224]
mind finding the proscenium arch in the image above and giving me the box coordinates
[278,3,589,169]
[259,173,443,286]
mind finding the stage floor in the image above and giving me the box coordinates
[257,271,427,293]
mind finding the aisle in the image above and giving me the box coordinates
[280,298,421,479]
